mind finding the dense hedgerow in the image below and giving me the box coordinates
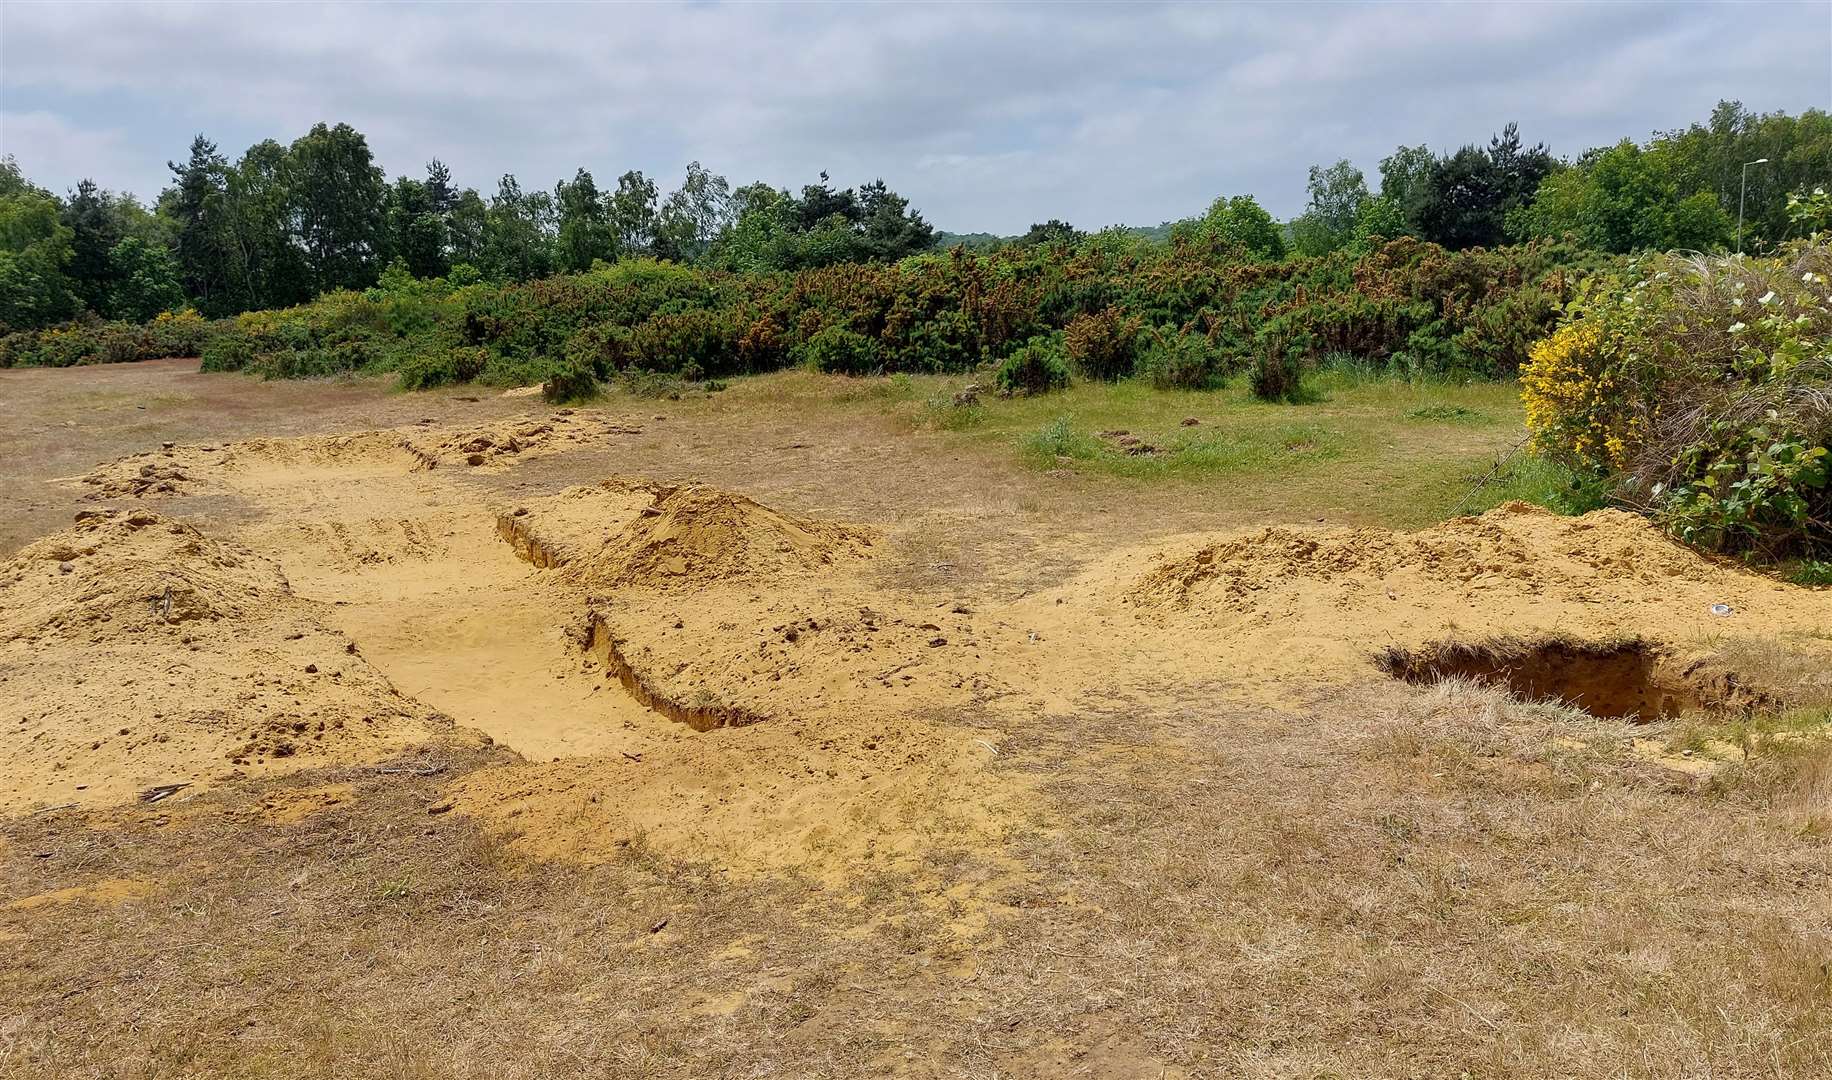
[2,239,1607,404]
[1522,241,1832,556]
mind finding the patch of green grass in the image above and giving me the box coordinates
[1021,416,1101,464]
[1458,453,1608,516]
[719,369,1539,525]
[921,393,987,431]
[1016,413,1347,479]
[1787,560,1832,588]
[1405,404,1490,424]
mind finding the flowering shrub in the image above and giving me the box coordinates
[1521,244,1832,555]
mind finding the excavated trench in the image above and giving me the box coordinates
[497,506,770,733]
[1377,636,1713,721]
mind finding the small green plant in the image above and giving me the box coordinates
[375,878,412,901]
[1249,343,1308,403]
[1022,416,1098,462]
[921,392,986,431]
[994,336,1070,396]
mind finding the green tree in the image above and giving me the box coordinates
[0,158,80,329]
[288,122,386,291]
[653,162,731,263]
[1413,124,1552,249]
[1352,195,1409,247]
[1017,219,1082,247]
[1507,139,1732,253]
[1291,159,1369,256]
[1173,194,1286,259]
[223,138,311,311]
[105,236,184,320]
[446,187,488,268]
[482,174,555,281]
[1655,100,1832,248]
[164,134,234,313]
[62,179,122,311]
[607,170,658,258]
[386,175,448,279]
[1379,144,1435,220]
[554,168,614,271]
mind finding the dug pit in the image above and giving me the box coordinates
[1376,636,1704,720]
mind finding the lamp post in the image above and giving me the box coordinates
[1738,158,1769,254]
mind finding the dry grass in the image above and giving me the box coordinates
[7,671,1832,1078]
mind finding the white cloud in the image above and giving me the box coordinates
[0,1,1825,231]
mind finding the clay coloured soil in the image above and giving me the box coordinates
[3,359,1832,1079]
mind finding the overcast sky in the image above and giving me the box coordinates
[2,1,1828,233]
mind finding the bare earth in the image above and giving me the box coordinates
[3,359,1831,1079]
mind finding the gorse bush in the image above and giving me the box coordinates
[1522,243,1832,556]
[993,335,1070,396]
[1138,327,1219,390]
[1064,307,1142,380]
[797,324,879,375]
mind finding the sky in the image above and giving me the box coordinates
[2,1,1828,234]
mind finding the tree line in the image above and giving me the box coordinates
[1,100,1826,333]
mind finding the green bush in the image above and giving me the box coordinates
[1138,329,1218,390]
[798,324,880,375]
[200,332,256,372]
[994,335,1070,396]
[1250,326,1310,402]
[542,359,602,403]
[397,345,489,390]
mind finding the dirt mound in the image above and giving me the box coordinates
[74,413,644,501]
[500,478,876,590]
[0,511,464,810]
[1100,502,1832,704]
[1,510,291,639]
[1130,503,1727,612]
[401,412,642,471]
[76,432,413,500]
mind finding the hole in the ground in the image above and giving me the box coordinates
[1376,636,1701,721]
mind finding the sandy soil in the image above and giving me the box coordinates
[4,360,1832,1078]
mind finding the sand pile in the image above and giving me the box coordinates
[1132,503,1746,615]
[77,432,414,500]
[401,412,642,471]
[1106,502,1831,702]
[449,711,1029,882]
[500,478,876,590]
[75,412,643,502]
[0,510,464,809]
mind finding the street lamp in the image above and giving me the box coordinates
[1738,158,1769,254]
